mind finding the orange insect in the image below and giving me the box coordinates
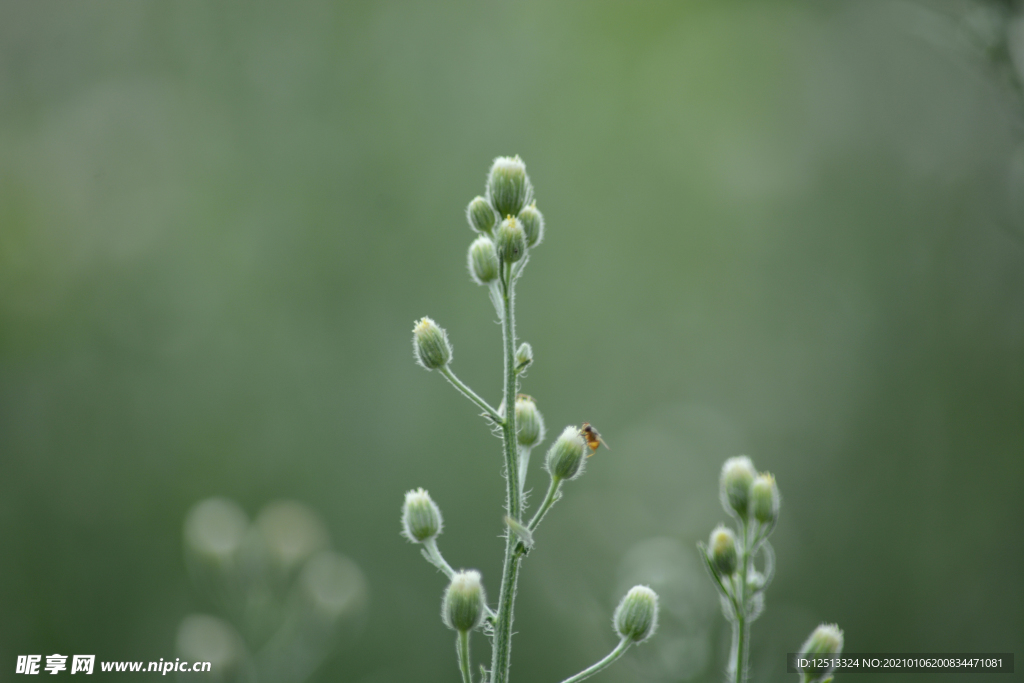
[580,422,610,456]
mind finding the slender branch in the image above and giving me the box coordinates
[732,518,751,683]
[491,261,522,683]
[457,631,472,683]
[422,538,455,578]
[440,366,504,423]
[518,445,533,504]
[527,477,562,532]
[559,638,632,683]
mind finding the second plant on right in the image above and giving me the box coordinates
[699,456,844,683]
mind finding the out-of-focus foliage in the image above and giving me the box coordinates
[0,1,1021,682]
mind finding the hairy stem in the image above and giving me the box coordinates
[457,631,472,683]
[440,366,504,423]
[527,477,562,532]
[731,519,751,683]
[559,638,631,683]
[491,262,522,683]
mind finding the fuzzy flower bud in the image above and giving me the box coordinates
[708,525,738,577]
[751,472,780,525]
[442,570,486,632]
[495,216,526,263]
[401,488,443,543]
[467,196,496,234]
[515,396,545,447]
[613,585,659,643]
[517,203,544,247]
[412,317,452,370]
[468,236,499,285]
[798,624,844,683]
[487,156,532,218]
[720,456,756,519]
[545,426,587,481]
[515,342,533,370]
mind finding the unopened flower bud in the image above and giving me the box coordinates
[413,317,452,370]
[443,570,486,632]
[467,196,496,234]
[545,426,586,481]
[515,396,545,447]
[487,156,532,218]
[708,525,738,577]
[401,488,443,543]
[613,585,659,643]
[495,216,526,263]
[515,342,533,370]
[720,456,756,518]
[799,624,844,683]
[517,203,544,247]
[468,236,499,285]
[751,472,780,524]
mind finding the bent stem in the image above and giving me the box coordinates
[440,366,503,423]
[559,638,632,683]
[491,262,522,683]
[457,631,472,683]
[527,477,562,532]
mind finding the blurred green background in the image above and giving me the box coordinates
[2,1,1022,681]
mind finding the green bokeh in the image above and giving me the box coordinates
[2,1,1022,682]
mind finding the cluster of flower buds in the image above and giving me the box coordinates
[465,156,544,284]
[701,456,780,620]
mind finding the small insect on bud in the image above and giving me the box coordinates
[751,472,780,525]
[486,155,533,219]
[443,570,486,632]
[401,488,443,543]
[515,395,545,447]
[515,342,533,371]
[798,623,844,683]
[517,203,544,247]
[545,426,587,481]
[495,216,526,263]
[613,585,660,643]
[467,196,497,234]
[708,525,738,577]
[720,456,757,519]
[412,317,452,370]
[467,236,499,285]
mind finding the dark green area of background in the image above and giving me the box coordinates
[1,1,1022,682]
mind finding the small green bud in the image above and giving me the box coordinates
[401,488,443,543]
[517,203,544,247]
[486,156,532,219]
[515,396,545,447]
[613,585,659,643]
[751,472,780,524]
[467,196,496,234]
[799,623,844,683]
[443,570,486,632]
[515,342,533,371]
[495,216,526,263]
[545,426,587,481]
[468,236,499,285]
[720,456,756,519]
[708,525,738,577]
[412,317,452,370]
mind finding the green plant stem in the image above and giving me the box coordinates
[457,631,472,683]
[440,366,503,423]
[559,638,632,683]
[491,262,522,683]
[527,477,562,532]
[732,519,751,683]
